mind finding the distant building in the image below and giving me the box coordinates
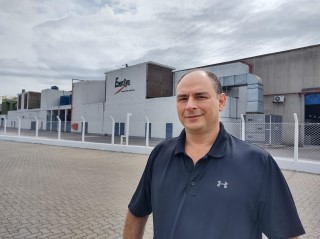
[4,44,320,144]
[1,96,17,115]
[7,87,71,131]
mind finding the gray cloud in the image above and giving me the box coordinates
[0,0,319,98]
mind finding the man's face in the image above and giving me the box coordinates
[176,71,226,134]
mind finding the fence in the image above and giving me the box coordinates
[0,117,319,162]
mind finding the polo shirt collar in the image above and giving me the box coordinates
[174,122,228,159]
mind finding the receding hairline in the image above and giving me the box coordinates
[177,70,223,94]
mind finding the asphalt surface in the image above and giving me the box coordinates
[0,140,319,238]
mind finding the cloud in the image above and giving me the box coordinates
[0,0,319,97]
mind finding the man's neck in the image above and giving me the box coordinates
[184,125,220,163]
[185,125,220,146]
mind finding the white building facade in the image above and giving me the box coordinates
[70,61,258,139]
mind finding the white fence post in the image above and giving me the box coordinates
[145,116,150,147]
[64,109,67,132]
[294,113,299,161]
[241,114,245,141]
[50,110,53,131]
[126,113,132,146]
[17,117,21,136]
[81,116,85,143]
[268,114,272,145]
[34,116,39,138]
[56,116,61,140]
[110,116,115,145]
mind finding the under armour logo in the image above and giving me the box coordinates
[217,181,228,188]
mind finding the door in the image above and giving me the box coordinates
[166,123,173,139]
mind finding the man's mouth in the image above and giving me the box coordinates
[185,114,203,118]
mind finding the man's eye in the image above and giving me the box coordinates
[179,98,187,101]
[197,96,206,99]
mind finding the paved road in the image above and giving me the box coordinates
[0,140,319,239]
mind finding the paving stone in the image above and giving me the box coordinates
[0,140,319,238]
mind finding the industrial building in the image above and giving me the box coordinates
[178,44,320,145]
[3,44,320,144]
[71,61,256,139]
[1,96,17,115]
[7,87,71,131]
[183,44,320,124]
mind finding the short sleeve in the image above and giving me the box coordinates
[258,155,305,238]
[128,148,156,217]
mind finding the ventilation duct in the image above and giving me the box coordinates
[219,73,263,114]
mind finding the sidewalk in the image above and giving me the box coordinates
[0,140,319,238]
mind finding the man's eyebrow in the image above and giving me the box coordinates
[194,92,210,96]
[176,93,188,98]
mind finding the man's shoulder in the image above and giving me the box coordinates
[144,137,180,172]
[227,133,271,160]
[152,136,179,155]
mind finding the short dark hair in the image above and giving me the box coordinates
[177,70,223,95]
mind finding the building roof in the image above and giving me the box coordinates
[174,43,320,72]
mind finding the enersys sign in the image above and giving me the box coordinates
[114,77,135,94]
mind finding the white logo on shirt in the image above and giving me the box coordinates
[217,181,228,188]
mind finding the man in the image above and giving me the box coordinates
[123,70,305,239]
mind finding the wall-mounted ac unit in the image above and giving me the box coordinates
[273,95,285,103]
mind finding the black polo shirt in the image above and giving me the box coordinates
[128,123,305,239]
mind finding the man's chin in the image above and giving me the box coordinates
[184,125,203,133]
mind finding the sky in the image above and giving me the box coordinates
[0,0,319,100]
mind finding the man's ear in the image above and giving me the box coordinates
[218,93,227,112]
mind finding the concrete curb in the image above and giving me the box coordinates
[0,135,153,155]
[1,135,319,174]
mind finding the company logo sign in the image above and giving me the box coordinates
[114,77,135,94]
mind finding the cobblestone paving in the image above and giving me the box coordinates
[0,141,319,239]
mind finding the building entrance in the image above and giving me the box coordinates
[304,93,320,145]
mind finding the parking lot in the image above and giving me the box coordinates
[0,140,319,238]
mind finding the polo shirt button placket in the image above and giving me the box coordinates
[186,179,197,196]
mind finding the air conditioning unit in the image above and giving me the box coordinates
[273,95,285,103]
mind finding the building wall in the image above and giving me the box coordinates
[103,63,177,138]
[72,103,104,134]
[72,80,105,132]
[105,63,147,103]
[41,89,71,109]
[73,81,105,106]
[245,45,320,122]
[7,109,45,130]
[145,97,182,138]
[101,94,238,138]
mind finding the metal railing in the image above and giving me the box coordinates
[1,116,319,162]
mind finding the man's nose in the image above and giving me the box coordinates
[186,97,197,110]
